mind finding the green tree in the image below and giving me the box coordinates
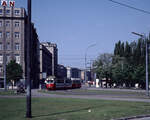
[6,60,23,89]
[94,53,113,88]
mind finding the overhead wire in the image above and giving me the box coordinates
[108,0,150,15]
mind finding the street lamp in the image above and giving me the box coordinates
[132,32,149,96]
[26,0,32,118]
[85,44,96,83]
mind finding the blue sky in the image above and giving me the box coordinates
[15,0,150,68]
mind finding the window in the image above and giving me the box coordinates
[14,32,19,38]
[15,55,20,64]
[6,9,10,15]
[0,9,2,14]
[6,55,10,64]
[7,43,11,50]
[0,21,2,27]
[0,55,3,64]
[6,21,10,27]
[0,43,3,50]
[14,10,20,15]
[0,32,2,38]
[0,66,3,73]
[15,43,20,50]
[14,21,19,27]
[6,32,10,38]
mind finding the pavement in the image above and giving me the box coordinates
[131,117,150,120]
[30,89,150,103]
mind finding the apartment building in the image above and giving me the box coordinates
[0,6,40,88]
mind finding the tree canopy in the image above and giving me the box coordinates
[94,33,150,89]
[6,60,23,84]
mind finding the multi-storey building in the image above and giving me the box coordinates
[57,64,67,79]
[29,24,40,88]
[0,6,40,88]
[42,42,58,77]
[39,44,52,84]
[66,66,81,79]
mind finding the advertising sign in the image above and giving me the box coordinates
[1,0,15,7]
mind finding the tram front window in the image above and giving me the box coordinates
[47,80,54,83]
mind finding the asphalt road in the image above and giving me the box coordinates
[31,88,150,103]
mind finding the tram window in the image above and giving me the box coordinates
[66,79,71,83]
[47,80,54,83]
[57,80,64,83]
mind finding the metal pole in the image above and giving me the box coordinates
[3,6,7,91]
[85,44,96,83]
[26,0,32,118]
[145,35,149,96]
[85,53,87,83]
[132,32,149,96]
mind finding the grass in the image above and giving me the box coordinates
[0,89,25,96]
[0,97,150,120]
[0,90,17,95]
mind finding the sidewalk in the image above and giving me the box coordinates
[131,117,150,120]
[83,85,146,93]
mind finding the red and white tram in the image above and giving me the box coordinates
[45,76,72,90]
[45,76,82,90]
[71,78,81,88]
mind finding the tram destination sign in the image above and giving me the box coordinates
[1,0,15,7]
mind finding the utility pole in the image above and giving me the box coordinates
[26,0,32,118]
[145,35,149,96]
[85,44,96,83]
[3,6,7,91]
[132,32,149,96]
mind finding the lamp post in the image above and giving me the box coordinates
[85,44,96,83]
[132,32,149,96]
[26,0,32,118]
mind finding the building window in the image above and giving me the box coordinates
[6,21,10,27]
[15,43,20,50]
[0,66,3,73]
[0,9,2,14]
[6,32,10,38]
[0,32,2,38]
[6,9,10,15]
[7,43,11,50]
[0,55,3,64]
[14,21,19,27]
[6,55,10,64]
[15,55,20,64]
[14,10,20,15]
[0,21,2,27]
[0,43,3,50]
[14,32,20,38]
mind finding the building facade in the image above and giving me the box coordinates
[0,6,40,88]
[39,44,52,84]
[29,24,40,88]
[66,66,81,79]
[0,7,26,87]
[57,64,67,79]
[41,42,58,77]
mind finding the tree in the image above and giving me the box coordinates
[94,53,113,88]
[6,60,23,89]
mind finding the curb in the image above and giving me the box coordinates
[114,115,150,120]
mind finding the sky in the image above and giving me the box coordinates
[14,0,150,68]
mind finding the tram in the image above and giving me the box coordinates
[45,76,72,90]
[71,78,82,88]
[45,76,81,90]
